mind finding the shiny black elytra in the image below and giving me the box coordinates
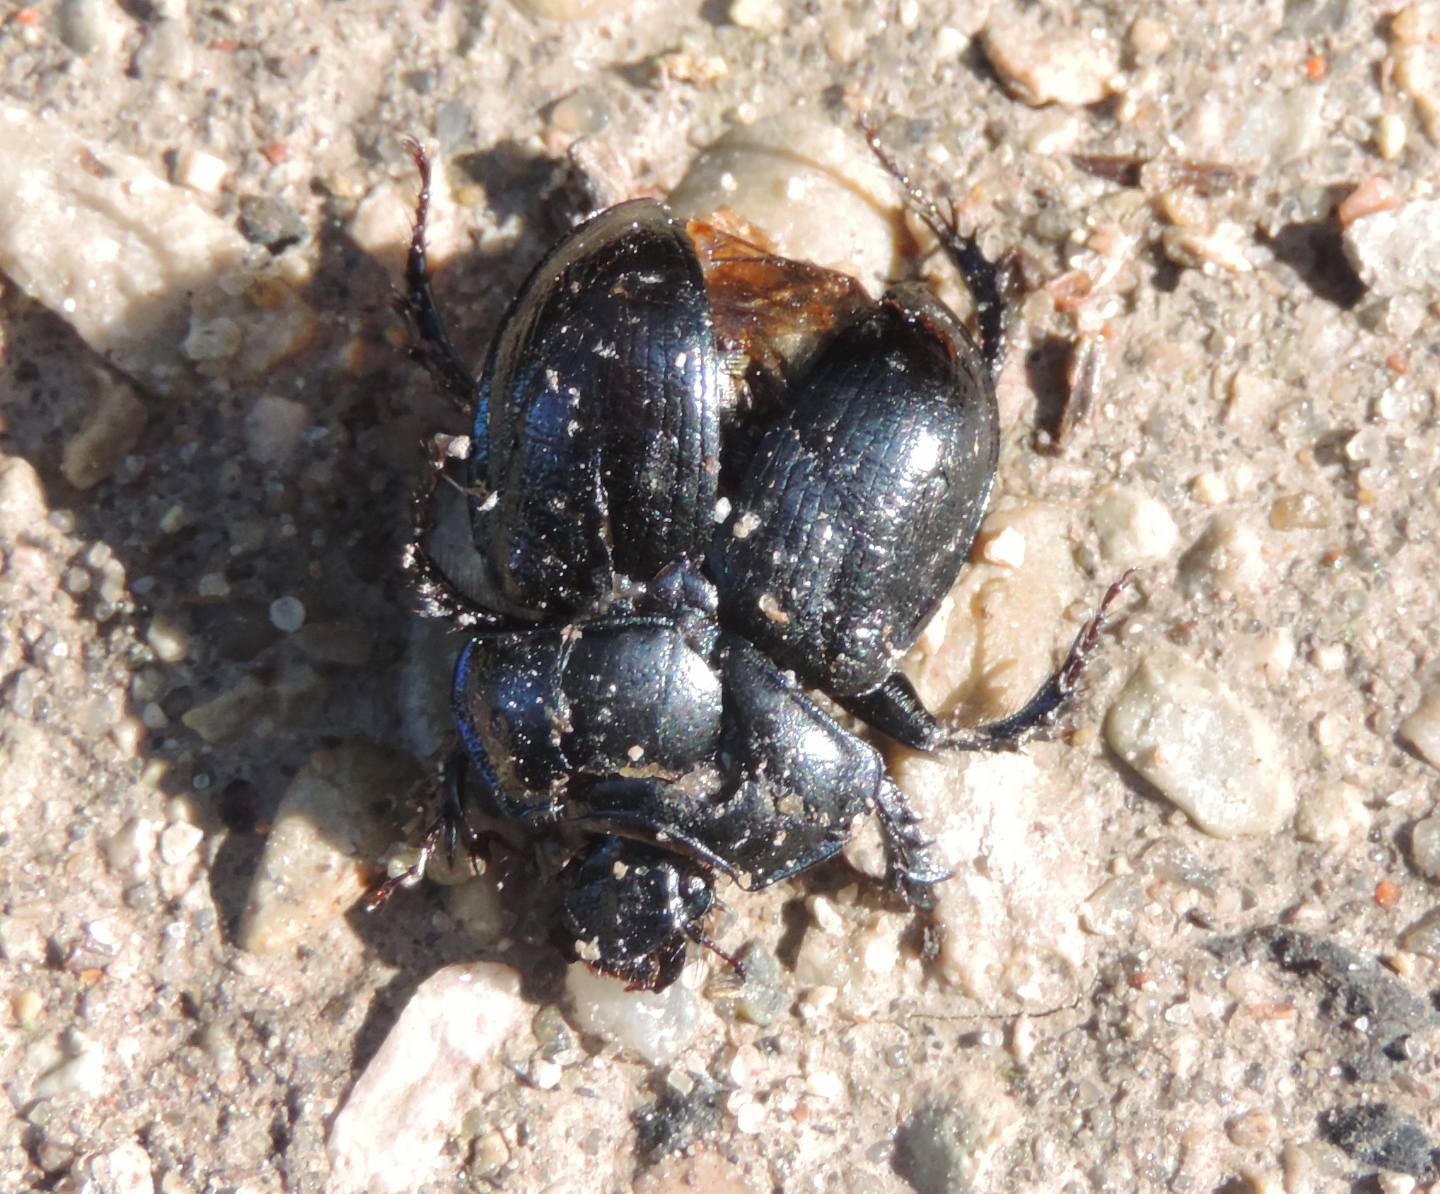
[376,139,1125,990]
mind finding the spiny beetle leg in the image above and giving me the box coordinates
[858,114,1007,376]
[941,569,1135,751]
[872,778,952,910]
[365,750,504,911]
[396,137,478,412]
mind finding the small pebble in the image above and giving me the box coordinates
[159,821,203,865]
[1399,682,1440,770]
[1226,1108,1277,1149]
[1179,513,1267,598]
[1190,472,1228,505]
[565,963,699,1066]
[725,1090,767,1135]
[239,745,418,952]
[145,616,189,663]
[1399,906,1440,958]
[1128,15,1172,56]
[34,1032,107,1099]
[1269,493,1329,530]
[61,380,147,490]
[729,0,784,35]
[13,990,43,1025]
[1231,83,1326,165]
[174,147,231,194]
[55,0,127,57]
[1162,223,1255,273]
[1342,200,1440,298]
[1091,486,1179,566]
[269,595,306,633]
[804,1070,843,1102]
[977,526,1026,568]
[181,677,266,744]
[182,315,243,362]
[104,817,159,877]
[237,195,309,253]
[1105,647,1296,837]
[1295,784,1369,844]
[1408,813,1440,881]
[981,13,1120,106]
[527,1058,562,1090]
[1375,113,1408,159]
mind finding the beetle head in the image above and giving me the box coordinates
[558,836,713,991]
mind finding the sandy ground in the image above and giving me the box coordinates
[3,1,1440,1191]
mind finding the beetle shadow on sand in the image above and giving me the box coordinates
[0,141,599,1077]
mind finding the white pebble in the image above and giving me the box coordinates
[1343,200,1440,299]
[245,395,309,466]
[804,1069,844,1101]
[564,964,699,1066]
[1104,647,1295,837]
[528,1058,562,1090]
[34,1032,107,1099]
[55,0,129,57]
[981,13,1120,107]
[1400,682,1440,770]
[1180,513,1266,598]
[729,0,784,35]
[174,146,230,194]
[1162,222,1255,273]
[104,817,158,877]
[1409,813,1440,881]
[1091,486,1179,566]
[330,964,526,1194]
[269,595,307,632]
[145,616,188,663]
[159,821,204,865]
[1294,784,1370,844]
[808,893,846,935]
[727,1090,767,1134]
[1190,471,1229,505]
[978,525,1026,568]
[1375,112,1408,160]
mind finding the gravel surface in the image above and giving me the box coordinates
[3,2,1440,1192]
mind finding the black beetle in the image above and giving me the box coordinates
[377,139,1125,990]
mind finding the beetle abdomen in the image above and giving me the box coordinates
[473,199,726,615]
[711,283,999,694]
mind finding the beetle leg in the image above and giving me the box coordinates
[405,434,504,626]
[859,116,1008,376]
[872,778,952,909]
[396,137,479,412]
[839,573,1132,752]
[686,928,747,983]
[365,748,529,910]
[942,570,1134,751]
